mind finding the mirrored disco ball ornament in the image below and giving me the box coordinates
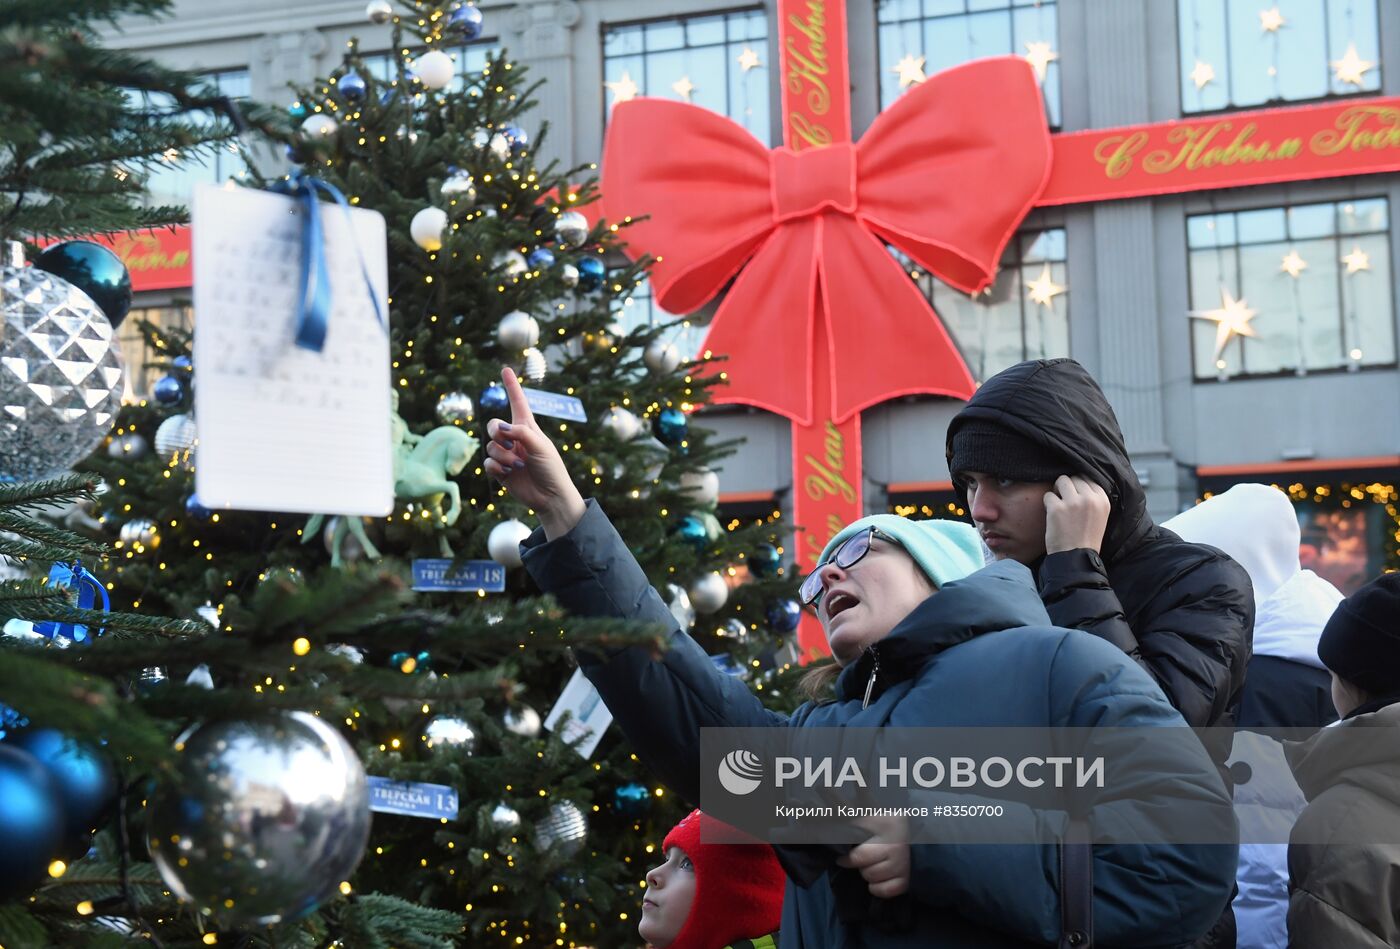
[490,802,521,833]
[146,712,370,925]
[533,800,588,856]
[435,391,474,425]
[1,243,124,481]
[553,211,589,249]
[424,716,477,753]
[154,414,197,466]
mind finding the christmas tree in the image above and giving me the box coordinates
[1,1,803,945]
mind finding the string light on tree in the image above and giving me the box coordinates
[1190,287,1259,361]
[892,54,927,89]
[1023,42,1059,83]
[1331,43,1375,87]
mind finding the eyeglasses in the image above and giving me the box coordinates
[799,527,896,606]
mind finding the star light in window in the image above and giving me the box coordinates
[1190,288,1259,361]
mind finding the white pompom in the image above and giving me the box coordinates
[415,50,456,90]
[410,207,448,252]
[487,519,533,568]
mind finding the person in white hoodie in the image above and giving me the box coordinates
[1165,483,1344,949]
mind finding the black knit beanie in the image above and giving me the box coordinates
[948,419,1075,485]
[1318,572,1400,695]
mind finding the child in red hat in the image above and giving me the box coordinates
[639,809,785,949]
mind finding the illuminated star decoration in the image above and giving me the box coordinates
[1024,42,1059,83]
[1191,287,1259,361]
[605,71,639,104]
[1331,43,1376,87]
[737,47,762,72]
[1025,264,1066,308]
[1280,250,1308,278]
[1342,245,1371,274]
[1190,60,1216,91]
[671,75,696,101]
[892,54,927,88]
[1259,7,1286,32]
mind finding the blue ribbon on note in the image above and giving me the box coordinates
[275,172,387,352]
[33,560,109,644]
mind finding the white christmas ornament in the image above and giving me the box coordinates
[300,114,338,139]
[495,250,528,280]
[688,571,729,614]
[487,518,532,568]
[365,0,393,23]
[496,310,539,349]
[410,207,448,252]
[553,211,590,249]
[522,347,547,383]
[680,468,720,507]
[154,414,197,466]
[601,407,641,442]
[644,340,683,375]
[489,133,511,161]
[414,50,456,91]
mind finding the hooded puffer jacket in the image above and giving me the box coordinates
[523,501,1238,949]
[946,358,1254,741]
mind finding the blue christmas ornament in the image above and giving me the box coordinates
[501,125,529,153]
[750,542,782,578]
[32,562,108,644]
[152,375,184,406]
[0,744,64,902]
[576,256,605,292]
[379,87,399,107]
[9,729,117,857]
[480,382,510,415]
[613,781,651,817]
[446,3,484,40]
[338,69,367,102]
[526,247,555,270]
[34,241,133,328]
[288,100,308,120]
[185,494,211,520]
[676,516,707,550]
[390,651,432,674]
[765,599,802,633]
[172,355,193,372]
[654,407,687,445]
[0,703,28,742]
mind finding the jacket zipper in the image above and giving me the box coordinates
[861,646,881,709]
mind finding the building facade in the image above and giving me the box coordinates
[102,0,1400,592]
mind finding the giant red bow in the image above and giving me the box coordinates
[602,57,1053,424]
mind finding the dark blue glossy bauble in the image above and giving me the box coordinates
[9,729,117,855]
[480,382,509,415]
[765,599,802,633]
[576,256,605,292]
[0,744,64,901]
[185,494,211,520]
[750,542,782,577]
[654,407,687,445]
[612,781,650,817]
[501,125,529,152]
[446,3,484,40]
[171,355,193,372]
[34,241,133,328]
[338,69,367,102]
[152,375,184,406]
[526,248,555,269]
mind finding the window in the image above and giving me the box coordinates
[1178,0,1381,113]
[910,228,1069,383]
[602,8,771,145]
[1186,199,1395,379]
[140,69,251,203]
[117,305,192,399]
[875,0,1061,127]
[361,42,497,93]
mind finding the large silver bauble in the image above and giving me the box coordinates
[490,802,522,833]
[494,251,528,281]
[688,571,730,614]
[300,113,338,139]
[435,391,475,425]
[496,310,539,350]
[154,414,197,466]
[487,518,532,568]
[146,712,370,925]
[503,704,541,737]
[0,258,124,480]
[560,263,580,288]
[644,340,682,375]
[553,211,590,250]
[424,716,477,753]
[533,800,588,856]
[366,0,393,23]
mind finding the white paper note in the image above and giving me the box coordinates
[192,183,393,516]
[545,667,614,760]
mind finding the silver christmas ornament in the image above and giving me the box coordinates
[489,133,511,161]
[435,391,475,425]
[410,206,448,252]
[644,340,683,375]
[490,802,522,833]
[533,800,588,856]
[424,716,477,753]
[666,583,696,630]
[720,617,749,641]
[185,664,215,690]
[560,263,580,288]
[680,468,720,507]
[119,518,158,549]
[503,704,542,737]
[322,516,367,562]
[300,113,338,139]
[1,242,124,481]
[522,347,547,383]
[146,712,370,925]
[154,414,197,466]
[366,0,393,23]
[688,571,730,614]
[107,432,148,459]
[494,250,528,280]
[326,643,365,664]
[553,211,590,249]
[601,406,641,442]
[441,171,476,203]
[487,519,532,568]
[496,310,539,349]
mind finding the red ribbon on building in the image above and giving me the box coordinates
[602,1,1051,659]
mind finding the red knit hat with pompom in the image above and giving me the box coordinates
[658,809,785,949]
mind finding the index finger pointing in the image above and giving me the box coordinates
[500,366,536,427]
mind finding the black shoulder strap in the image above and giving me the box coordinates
[1060,818,1093,948]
